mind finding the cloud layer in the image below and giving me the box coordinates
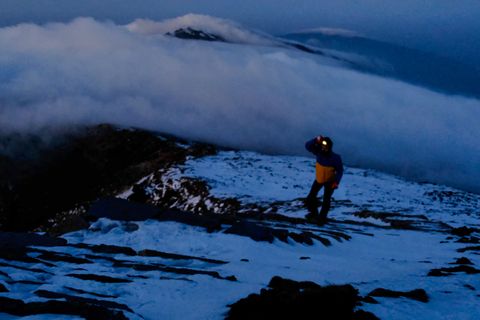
[0,16,479,193]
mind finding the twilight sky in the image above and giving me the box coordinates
[1,0,479,65]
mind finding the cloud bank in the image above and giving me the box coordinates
[0,16,479,193]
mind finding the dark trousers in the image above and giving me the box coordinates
[306,180,334,218]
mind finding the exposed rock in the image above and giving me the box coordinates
[66,273,132,283]
[155,210,224,233]
[464,284,476,291]
[185,142,218,158]
[351,210,450,232]
[0,232,67,250]
[368,288,429,303]
[451,257,474,265]
[88,197,160,221]
[457,246,480,253]
[353,310,381,320]
[83,254,118,263]
[451,226,477,237]
[138,249,228,265]
[34,290,133,312]
[427,269,449,277]
[424,190,480,208]
[289,232,314,245]
[0,283,8,292]
[8,280,44,286]
[136,170,242,215]
[64,286,118,299]
[112,261,235,281]
[0,124,191,231]
[227,276,378,320]
[0,250,55,266]
[456,236,480,244]
[122,222,139,233]
[359,296,379,304]
[127,184,149,203]
[34,250,93,264]
[0,296,128,319]
[166,27,226,42]
[428,265,480,276]
[225,220,275,243]
[43,206,90,236]
[0,262,54,275]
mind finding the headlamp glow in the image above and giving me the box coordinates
[321,140,328,146]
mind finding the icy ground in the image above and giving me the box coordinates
[181,151,480,228]
[1,151,480,319]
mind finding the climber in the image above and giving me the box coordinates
[304,135,343,225]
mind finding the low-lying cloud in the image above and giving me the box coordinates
[0,16,479,193]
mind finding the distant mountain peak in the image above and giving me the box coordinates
[126,14,277,46]
[166,27,225,42]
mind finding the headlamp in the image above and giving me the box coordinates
[321,140,328,146]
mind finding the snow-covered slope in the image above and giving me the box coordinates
[1,147,479,319]
[181,151,480,228]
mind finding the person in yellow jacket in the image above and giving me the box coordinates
[305,135,343,224]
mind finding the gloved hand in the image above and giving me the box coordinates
[331,182,339,189]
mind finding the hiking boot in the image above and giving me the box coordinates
[305,212,318,222]
[316,216,327,226]
[316,214,328,226]
[304,197,318,211]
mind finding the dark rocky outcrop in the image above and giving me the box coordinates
[167,28,226,42]
[0,124,192,232]
[0,283,8,292]
[227,276,379,320]
[368,288,429,303]
[457,246,480,253]
[225,220,276,243]
[46,212,91,237]
[451,226,478,237]
[88,197,161,221]
[0,296,128,319]
[155,209,226,232]
[66,273,132,283]
[34,290,133,312]
[456,236,480,244]
[464,284,476,291]
[0,262,54,275]
[428,265,480,276]
[451,257,473,265]
[133,171,242,216]
[34,250,93,265]
[351,210,451,232]
[112,261,236,281]
[138,249,228,265]
[0,232,67,250]
[64,286,119,298]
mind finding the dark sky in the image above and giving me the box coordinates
[1,0,479,64]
